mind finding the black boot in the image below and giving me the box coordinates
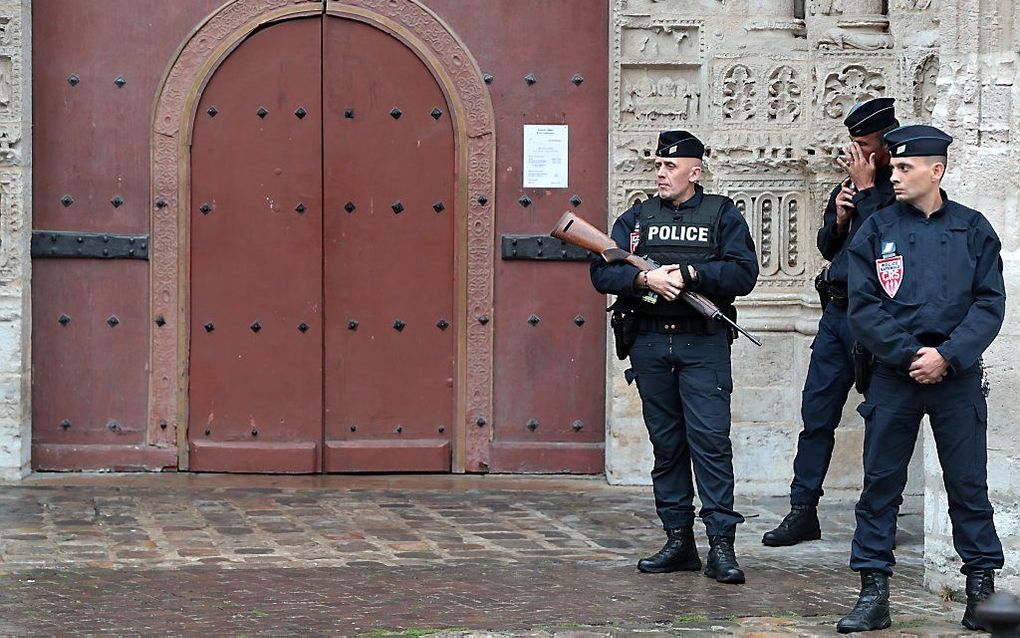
[637,527,701,573]
[836,570,892,633]
[962,569,995,630]
[762,505,821,547]
[703,536,745,584]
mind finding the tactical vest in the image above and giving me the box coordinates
[635,193,732,318]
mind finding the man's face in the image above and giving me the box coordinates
[890,156,943,203]
[654,156,702,202]
[851,131,890,168]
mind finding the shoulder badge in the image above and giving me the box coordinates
[876,255,904,298]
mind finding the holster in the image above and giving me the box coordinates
[814,266,831,309]
[852,341,874,394]
[608,300,638,360]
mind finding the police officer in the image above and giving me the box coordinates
[838,125,1005,633]
[590,131,758,584]
[763,98,901,547]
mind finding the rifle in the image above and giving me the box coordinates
[551,211,763,347]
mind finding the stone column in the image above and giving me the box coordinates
[0,0,30,480]
[927,0,1019,595]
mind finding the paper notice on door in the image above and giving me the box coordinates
[523,125,568,188]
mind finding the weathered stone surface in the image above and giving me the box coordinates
[922,0,1019,595]
[605,0,934,497]
[0,0,29,481]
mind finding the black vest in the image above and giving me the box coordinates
[635,193,731,318]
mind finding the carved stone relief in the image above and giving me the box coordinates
[820,62,889,121]
[0,126,20,165]
[913,54,939,119]
[621,24,701,64]
[767,65,802,123]
[0,57,12,112]
[721,64,756,121]
[709,131,805,172]
[817,27,894,49]
[0,17,12,47]
[720,179,808,281]
[0,172,21,283]
[621,67,701,126]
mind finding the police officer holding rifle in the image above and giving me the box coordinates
[567,130,759,583]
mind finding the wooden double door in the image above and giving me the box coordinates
[188,16,456,473]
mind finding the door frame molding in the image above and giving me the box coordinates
[149,0,496,472]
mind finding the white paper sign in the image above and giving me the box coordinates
[523,125,568,188]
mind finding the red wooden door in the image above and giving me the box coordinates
[321,17,457,472]
[188,18,324,472]
[188,16,455,473]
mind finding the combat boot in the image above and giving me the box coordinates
[961,569,995,630]
[637,527,701,573]
[761,505,821,546]
[836,570,891,633]
[703,536,745,584]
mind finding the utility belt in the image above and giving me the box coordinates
[608,302,732,360]
[636,316,714,335]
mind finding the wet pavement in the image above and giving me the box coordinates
[0,474,980,636]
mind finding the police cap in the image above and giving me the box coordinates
[883,125,953,157]
[655,130,705,159]
[843,97,897,137]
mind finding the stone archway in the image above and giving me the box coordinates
[149,0,495,471]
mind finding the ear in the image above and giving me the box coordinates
[931,161,945,182]
[689,164,703,183]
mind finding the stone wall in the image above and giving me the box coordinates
[0,0,29,480]
[925,0,1019,595]
[606,0,936,499]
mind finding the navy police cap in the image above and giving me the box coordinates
[843,97,897,136]
[883,124,953,157]
[655,130,705,159]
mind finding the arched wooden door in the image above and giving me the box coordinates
[188,16,456,473]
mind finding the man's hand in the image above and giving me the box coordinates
[910,347,949,384]
[837,141,877,191]
[834,179,856,230]
[644,265,683,301]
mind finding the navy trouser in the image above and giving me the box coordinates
[790,304,855,507]
[850,364,1004,575]
[628,329,745,538]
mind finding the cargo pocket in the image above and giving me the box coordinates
[715,370,733,395]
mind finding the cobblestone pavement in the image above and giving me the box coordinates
[0,474,980,636]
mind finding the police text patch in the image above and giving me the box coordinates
[645,224,711,246]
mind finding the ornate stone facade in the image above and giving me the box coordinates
[0,0,28,480]
[608,0,1018,594]
[608,0,938,494]
[924,0,1020,595]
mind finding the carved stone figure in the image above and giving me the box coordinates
[914,55,940,118]
[817,27,894,50]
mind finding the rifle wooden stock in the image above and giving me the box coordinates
[550,211,763,347]
[552,212,655,271]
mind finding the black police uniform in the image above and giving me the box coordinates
[790,99,899,510]
[764,98,900,549]
[839,125,1005,633]
[590,142,758,568]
